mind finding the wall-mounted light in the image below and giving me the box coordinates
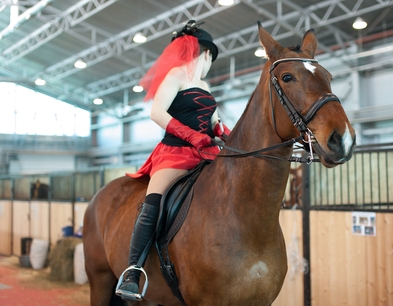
[218,0,234,6]
[93,98,103,105]
[35,78,46,85]
[133,85,143,92]
[254,47,266,58]
[74,59,87,69]
[133,32,147,43]
[353,17,367,30]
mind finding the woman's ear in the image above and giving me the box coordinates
[205,49,211,60]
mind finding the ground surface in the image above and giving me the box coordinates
[0,255,90,306]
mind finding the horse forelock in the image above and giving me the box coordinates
[288,45,301,53]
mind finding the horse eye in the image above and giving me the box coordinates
[282,74,293,82]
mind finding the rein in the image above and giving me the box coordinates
[202,57,343,164]
[207,137,317,164]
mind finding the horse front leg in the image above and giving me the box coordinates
[85,268,119,306]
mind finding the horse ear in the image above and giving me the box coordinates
[301,29,317,58]
[257,21,283,61]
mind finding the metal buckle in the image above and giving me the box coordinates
[304,130,315,164]
[115,265,149,301]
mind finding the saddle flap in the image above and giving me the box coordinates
[156,160,210,239]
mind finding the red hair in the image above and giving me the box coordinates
[139,35,199,102]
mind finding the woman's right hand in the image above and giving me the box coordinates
[187,131,212,150]
[166,118,211,150]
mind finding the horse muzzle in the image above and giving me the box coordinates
[312,126,356,168]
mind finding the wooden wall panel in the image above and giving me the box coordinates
[310,211,393,306]
[0,200,12,255]
[30,201,49,241]
[12,201,30,256]
[274,209,304,305]
[50,202,73,246]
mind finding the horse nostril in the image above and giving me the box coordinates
[327,131,342,152]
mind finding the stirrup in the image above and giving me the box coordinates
[115,265,149,301]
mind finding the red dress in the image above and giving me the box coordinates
[127,87,219,178]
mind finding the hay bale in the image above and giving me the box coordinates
[49,237,83,282]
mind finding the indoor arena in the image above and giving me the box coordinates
[0,1,392,305]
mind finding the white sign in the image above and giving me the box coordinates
[352,211,376,236]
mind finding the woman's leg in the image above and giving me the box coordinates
[116,168,188,300]
[146,168,188,194]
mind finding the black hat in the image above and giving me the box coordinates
[172,20,219,61]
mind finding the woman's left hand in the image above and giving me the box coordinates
[213,123,231,142]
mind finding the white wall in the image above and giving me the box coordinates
[10,154,76,175]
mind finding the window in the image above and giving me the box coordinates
[0,83,90,136]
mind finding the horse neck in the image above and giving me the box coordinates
[213,80,293,219]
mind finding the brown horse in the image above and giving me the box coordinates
[83,23,356,306]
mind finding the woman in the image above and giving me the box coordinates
[116,20,230,300]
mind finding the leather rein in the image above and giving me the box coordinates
[207,57,342,164]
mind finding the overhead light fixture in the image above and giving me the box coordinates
[353,17,367,30]
[133,85,143,92]
[93,98,103,105]
[133,32,147,43]
[218,0,234,6]
[35,78,46,86]
[74,59,87,69]
[254,47,267,58]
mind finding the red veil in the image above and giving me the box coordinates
[139,35,199,102]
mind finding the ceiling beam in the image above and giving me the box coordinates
[77,0,393,101]
[1,0,392,110]
[40,0,239,81]
[1,0,120,64]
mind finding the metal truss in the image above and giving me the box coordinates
[38,0,237,80]
[81,0,393,102]
[1,0,121,64]
[0,0,237,106]
[1,0,393,110]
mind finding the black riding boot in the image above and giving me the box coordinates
[117,193,161,298]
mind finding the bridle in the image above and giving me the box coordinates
[207,57,342,164]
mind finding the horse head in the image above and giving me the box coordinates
[257,22,356,168]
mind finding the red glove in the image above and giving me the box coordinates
[213,122,231,142]
[166,118,211,150]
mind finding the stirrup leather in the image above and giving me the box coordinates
[115,265,149,301]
